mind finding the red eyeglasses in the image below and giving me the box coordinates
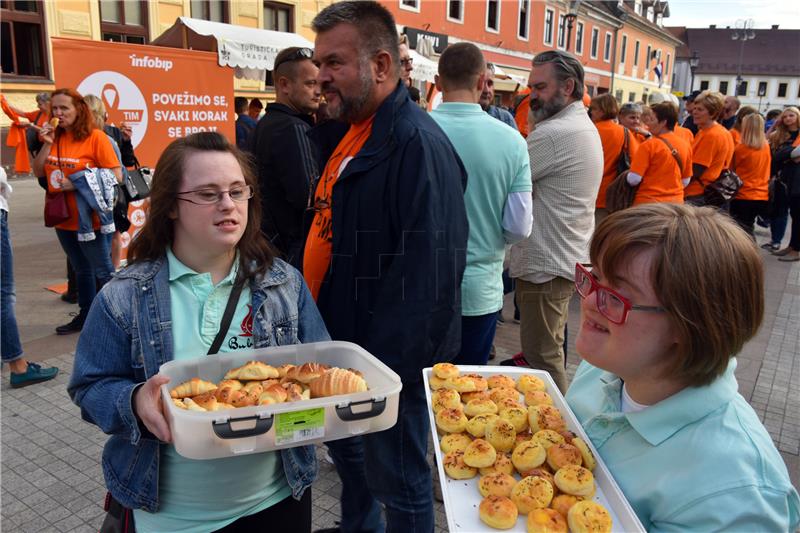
[574,263,666,325]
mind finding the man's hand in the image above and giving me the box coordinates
[119,122,133,141]
[133,374,172,442]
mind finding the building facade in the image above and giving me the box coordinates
[0,0,328,128]
[668,25,800,113]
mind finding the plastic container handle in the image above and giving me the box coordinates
[212,415,274,439]
[336,398,386,421]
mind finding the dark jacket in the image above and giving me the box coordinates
[309,83,469,384]
[235,113,257,152]
[773,131,800,197]
[104,125,136,167]
[253,103,319,268]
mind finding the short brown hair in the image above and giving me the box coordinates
[590,203,764,387]
[590,94,619,120]
[693,91,725,121]
[128,132,274,282]
[650,102,678,130]
[437,42,485,92]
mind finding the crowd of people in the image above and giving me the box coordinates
[2,1,799,532]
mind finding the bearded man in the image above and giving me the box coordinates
[305,2,468,532]
[502,50,603,393]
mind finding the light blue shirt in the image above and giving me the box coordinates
[134,250,290,533]
[431,102,531,316]
[486,105,518,130]
[566,360,800,532]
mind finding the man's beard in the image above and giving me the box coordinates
[530,92,569,123]
[324,58,373,123]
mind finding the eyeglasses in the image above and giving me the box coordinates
[273,47,313,72]
[176,185,254,205]
[574,263,666,325]
[400,57,414,66]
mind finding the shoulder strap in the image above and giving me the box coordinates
[207,280,245,355]
[623,127,629,153]
[655,135,683,171]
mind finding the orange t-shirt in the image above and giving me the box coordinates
[686,122,735,197]
[630,131,692,205]
[44,129,120,232]
[733,142,771,201]
[674,125,694,148]
[514,93,530,138]
[594,121,640,208]
[730,128,741,146]
[303,116,375,300]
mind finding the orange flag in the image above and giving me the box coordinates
[0,95,32,174]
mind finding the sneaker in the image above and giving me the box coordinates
[60,291,78,304]
[499,352,532,368]
[10,362,59,388]
[55,313,86,335]
[760,242,780,251]
[755,216,770,228]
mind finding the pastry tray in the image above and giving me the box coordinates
[423,365,645,532]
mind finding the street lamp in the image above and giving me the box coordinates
[688,51,700,92]
[731,19,755,97]
[565,0,582,52]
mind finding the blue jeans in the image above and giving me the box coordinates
[1,211,23,362]
[326,380,433,533]
[454,312,498,365]
[55,229,113,315]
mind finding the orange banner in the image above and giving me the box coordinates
[52,37,234,167]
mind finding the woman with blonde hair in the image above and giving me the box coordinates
[762,107,800,252]
[730,114,771,235]
[730,105,758,146]
[769,107,800,260]
[684,91,735,206]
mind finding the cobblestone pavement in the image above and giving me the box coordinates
[2,207,798,531]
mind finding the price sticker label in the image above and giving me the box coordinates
[275,408,325,445]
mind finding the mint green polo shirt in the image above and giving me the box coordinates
[566,360,800,532]
[134,250,290,533]
[431,102,531,316]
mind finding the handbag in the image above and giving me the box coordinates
[616,127,631,174]
[43,191,70,227]
[123,157,152,202]
[605,129,636,213]
[703,169,743,207]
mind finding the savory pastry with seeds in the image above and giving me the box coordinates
[511,475,554,514]
[566,500,612,533]
[479,495,519,530]
[463,438,498,468]
[478,472,517,498]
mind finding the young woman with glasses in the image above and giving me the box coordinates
[566,203,799,531]
[68,132,329,532]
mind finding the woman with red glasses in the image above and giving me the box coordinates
[566,203,799,531]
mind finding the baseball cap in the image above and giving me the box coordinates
[682,90,702,102]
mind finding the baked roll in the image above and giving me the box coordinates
[432,362,459,379]
[445,375,479,393]
[432,388,462,413]
[275,363,295,378]
[443,450,477,479]
[512,440,547,473]
[170,378,218,398]
[546,443,583,471]
[485,418,517,453]
[496,397,525,411]
[258,384,288,405]
[499,406,529,433]
[479,452,515,476]
[511,475,554,514]
[553,465,594,497]
[464,398,499,417]
[285,362,330,383]
[182,397,206,411]
[466,413,499,438]
[429,374,448,390]
[528,404,566,433]
[572,437,597,471]
[517,468,555,492]
[191,392,220,411]
[440,433,472,454]
[479,496,518,530]
[241,381,264,395]
[550,494,584,520]
[436,407,468,434]
[524,390,554,407]
[526,508,568,533]
[566,501,612,533]
[463,438,498,468]
[309,368,367,398]
[532,430,566,450]
[462,373,489,391]
[478,472,517,498]
[490,387,520,405]
[517,374,547,395]
[460,390,491,404]
[225,361,279,381]
[487,374,516,390]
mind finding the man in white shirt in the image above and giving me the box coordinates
[504,50,603,392]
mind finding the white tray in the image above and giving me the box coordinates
[423,365,644,533]
[159,341,402,460]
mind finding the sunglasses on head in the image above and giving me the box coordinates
[273,47,313,72]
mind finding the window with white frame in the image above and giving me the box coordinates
[543,8,554,45]
[603,32,612,62]
[634,0,642,15]
[447,0,463,22]
[645,44,651,72]
[633,40,640,66]
[557,14,566,48]
[590,27,599,58]
[620,34,628,63]
[487,0,500,32]
[656,13,663,26]
[646,6,654,22]
[518,0,530,39]
[665,53,670,79]
[400,0,420,12]
[575,22,584,55]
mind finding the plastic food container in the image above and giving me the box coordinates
[424,365,645,532]
[159,341,402,460]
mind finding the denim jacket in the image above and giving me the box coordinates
[67,256,330,512]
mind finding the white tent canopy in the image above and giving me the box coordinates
[152,17,313,80]
[409,49,437,83]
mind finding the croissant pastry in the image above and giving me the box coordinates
[310,368,368,398]
[182,397,207,411]
[170,378,218,398]
[225,361,279,381]
[283,382,311,402]
[286,362,330,383]
[276,364,295,378]
[241,382,264,395]
[229,389,259,408]
[218,379,243,391]
[172,398,188,410]
[258,384,289,405]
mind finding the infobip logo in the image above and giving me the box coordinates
[129,54,173,72]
